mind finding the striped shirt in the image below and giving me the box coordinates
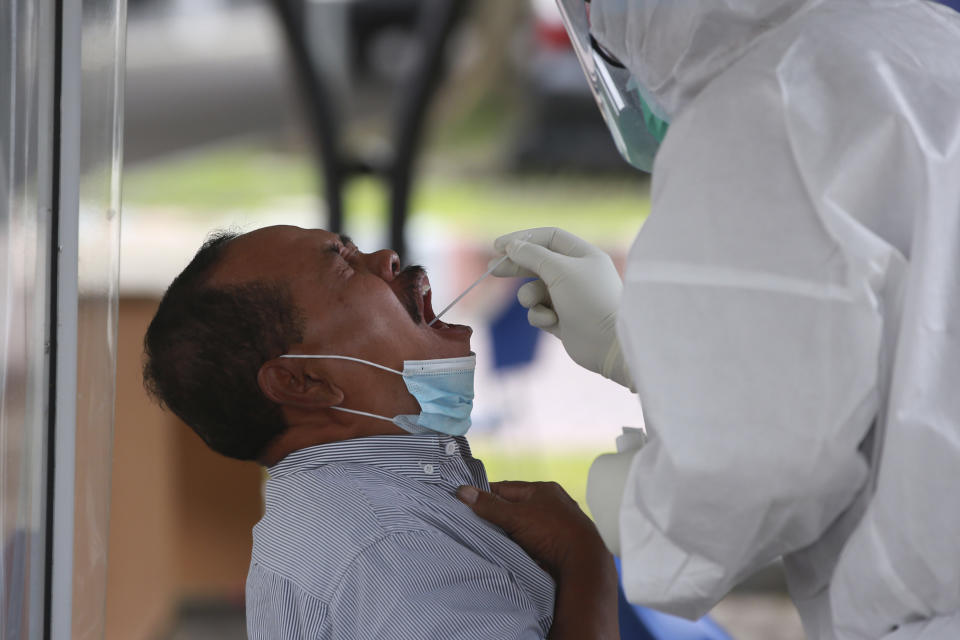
[245,434,556,639]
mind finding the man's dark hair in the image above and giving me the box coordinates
[143,231,304,460]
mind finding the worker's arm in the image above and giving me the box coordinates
[457,482,620,640]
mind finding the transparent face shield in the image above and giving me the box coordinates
[555,0,668,172]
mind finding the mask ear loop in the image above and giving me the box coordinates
[278,354,404,420]
[328,406,395,422]
[279,354,403,375]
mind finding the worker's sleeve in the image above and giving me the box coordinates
[607,73,894,619]
[326,530,553,640]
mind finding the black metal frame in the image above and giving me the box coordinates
[270,0,469,259]
[44,0,64,635]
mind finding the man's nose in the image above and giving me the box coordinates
[368,249,400,280]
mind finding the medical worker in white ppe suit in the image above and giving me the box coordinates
[475,0,960,638]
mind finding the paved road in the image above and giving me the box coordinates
[125,1,297,163]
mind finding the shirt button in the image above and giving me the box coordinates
[423,464,435,475]
[445,442,457,455]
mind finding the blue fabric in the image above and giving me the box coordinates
[490,283,540,371]
[246,434,555,639]
[615,557,732,640]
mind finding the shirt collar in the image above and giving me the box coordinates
[267,433,476,484]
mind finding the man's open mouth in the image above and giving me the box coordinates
[395,265,472,337]
[416,273,449,329]
[408,270,471,337]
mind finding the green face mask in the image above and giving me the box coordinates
[637,92,669,143]
[627,76,669,143]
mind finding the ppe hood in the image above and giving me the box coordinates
[588,0,820,119]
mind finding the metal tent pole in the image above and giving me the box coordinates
[271,0,346,234]
[270,0,470,257]
[388,0,466,259]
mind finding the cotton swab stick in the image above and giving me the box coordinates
[428,254,510,326]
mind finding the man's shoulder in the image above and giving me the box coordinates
[260,461,433,527]
[250,463,437,597]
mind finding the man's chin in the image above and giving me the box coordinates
[430,322,473,355]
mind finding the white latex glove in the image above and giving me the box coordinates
[491,227,634,390]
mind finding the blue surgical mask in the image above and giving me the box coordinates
[279,353,476,436]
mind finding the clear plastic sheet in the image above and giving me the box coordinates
[1,1,124,637]
[0,1,54,636]
[72,0,125,637]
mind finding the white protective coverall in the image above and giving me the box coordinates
[571,0,960,638]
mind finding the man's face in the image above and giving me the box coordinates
[210,225,472,367]
[207,225,474,450]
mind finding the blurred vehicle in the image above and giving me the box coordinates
[511,0,627,172]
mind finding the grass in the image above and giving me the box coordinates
[123,144,650,245]
[468,443,599,514]
[409,173,649,242]
[122,146,317,213]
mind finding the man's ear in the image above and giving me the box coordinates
[257,358,345,409]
